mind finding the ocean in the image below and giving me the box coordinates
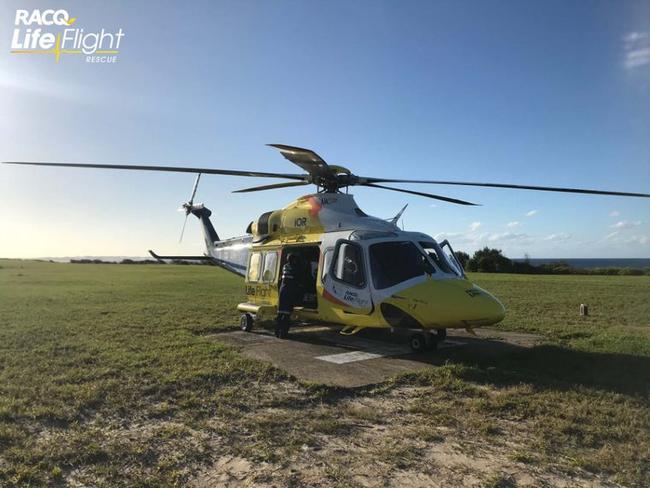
[512,258,650,269]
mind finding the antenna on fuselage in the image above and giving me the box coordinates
[388,204,408,226]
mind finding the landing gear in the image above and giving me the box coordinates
[409,331,438,352]
[409,333,427,352]
[240,313,254,332]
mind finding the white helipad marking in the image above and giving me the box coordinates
[338,338,410,356]
[316,339,466,364]
[316,351,385,364]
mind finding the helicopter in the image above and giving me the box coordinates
[4,144,650,352]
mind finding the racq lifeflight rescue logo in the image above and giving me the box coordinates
[10,9,124,63]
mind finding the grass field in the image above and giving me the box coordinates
[0,259,648,487]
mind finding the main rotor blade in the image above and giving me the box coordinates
[267,144,331,178]
[362,183,478,205]
[188,173,201,205]
[362,177,650,198]
[233,180,311,193]
[2,161,307,180]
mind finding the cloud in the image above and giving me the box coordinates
[525,210,538,218]
[604,232,649,245]
[428,203,437,208]
[624,32,650,70]
[469,221,481,231]
[487,232,532,244]
[543,233,572,242]
[434,230,534,249]
[609,210,620,217]
[611,220,642,229]
[506,221,520,228]
[630,235,649,245]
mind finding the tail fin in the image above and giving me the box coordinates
[190,205,219,244]
[190,204,251,277]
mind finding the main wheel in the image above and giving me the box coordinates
[240,313,254,332]
[409,333,427,352]
[435,328,447,342]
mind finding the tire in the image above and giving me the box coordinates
[240,313,253,332]
[435,328,447,342]
[409,333,426,352]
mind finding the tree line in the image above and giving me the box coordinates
[453,248,650,276]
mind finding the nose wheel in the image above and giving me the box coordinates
[409,332,438,352]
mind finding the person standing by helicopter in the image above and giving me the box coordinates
[276,253,301,338]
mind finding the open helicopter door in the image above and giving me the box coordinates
[321,240,373,314]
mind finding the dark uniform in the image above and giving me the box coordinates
[276,255,300,338]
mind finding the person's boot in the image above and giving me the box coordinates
[278,324,289,339]
[275,314,287,338]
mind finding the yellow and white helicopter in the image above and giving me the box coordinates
[5,145,650,351]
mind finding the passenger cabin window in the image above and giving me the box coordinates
[370,241,431,290]
[247,252,262,282]
[261,251,278,282]
[332,241,365,287]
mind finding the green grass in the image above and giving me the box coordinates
[0,259,648,486]
[476,272,650,355]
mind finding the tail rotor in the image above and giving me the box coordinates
[178,173,201,243]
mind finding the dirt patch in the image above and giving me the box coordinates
[191,386,615,488]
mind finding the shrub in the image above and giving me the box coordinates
[467,248,512,273]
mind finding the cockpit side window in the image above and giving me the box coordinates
[331,241,366,287]
[419,241,458,276]
[369,241,431,290]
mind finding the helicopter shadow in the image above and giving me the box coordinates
[285,326,650,398]
[415,337,649,398]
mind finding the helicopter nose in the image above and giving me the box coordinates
[456,282,505,327]
[382,278,506,329]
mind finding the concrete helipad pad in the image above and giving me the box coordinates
[211,326,542,388]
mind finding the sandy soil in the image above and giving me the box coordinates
[191,385,619,488]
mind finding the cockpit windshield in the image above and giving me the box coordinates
[369,241,432,289]
[419,240,464,277]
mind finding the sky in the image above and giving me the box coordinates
[0,0,649,259]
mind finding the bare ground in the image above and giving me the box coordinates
[189,384,619,487]
[49,383,601,487]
